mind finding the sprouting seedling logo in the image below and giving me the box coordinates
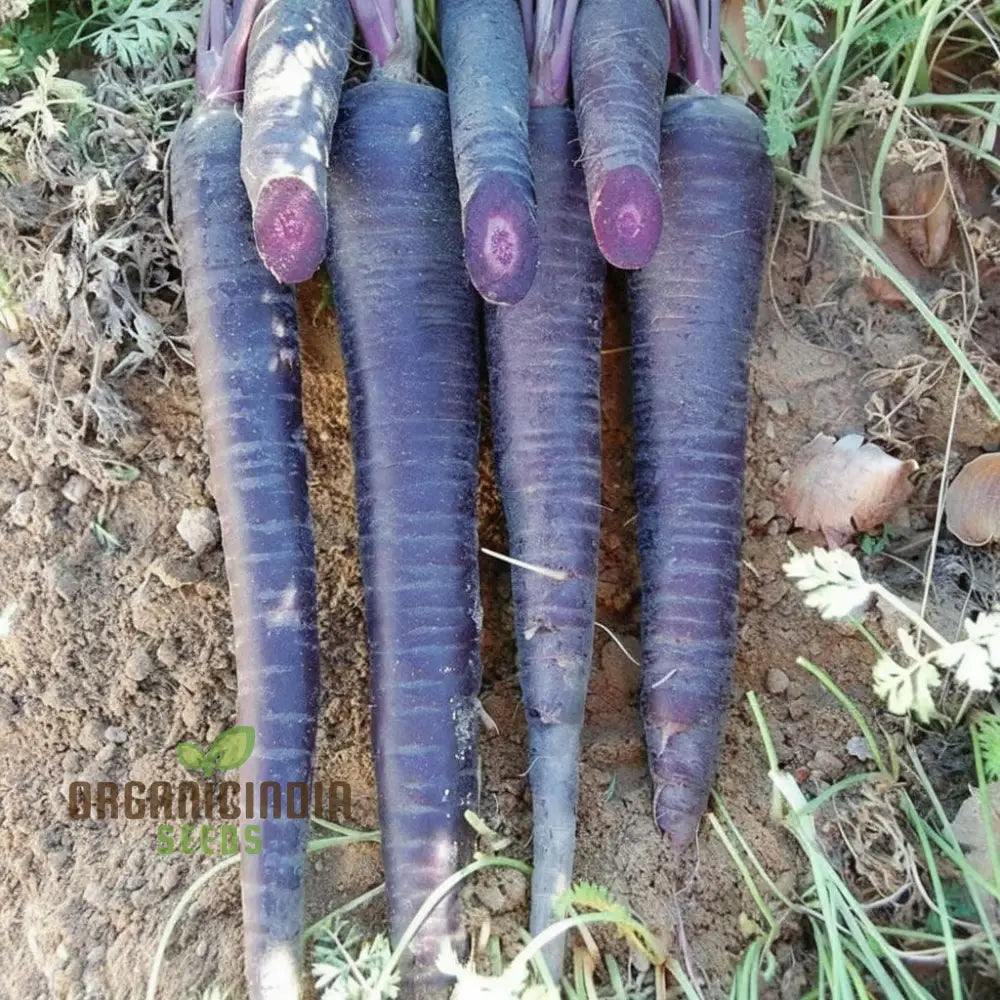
[177,725,255,778]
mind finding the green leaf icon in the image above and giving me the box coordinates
[177,742,206,772]
[204,725,255,772]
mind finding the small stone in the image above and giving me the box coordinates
[811,749,843,777]
[846,735,875,761]
[765,668,789,695]
[156,638,179,668]
[181,700,202,733]
[103,725,127,744]
[758,579,789,611]
[787,697,809,721]
[8,490,33,527]
[78,719,106,752]
[161,867,181,894]
[32,487,59,516]
[53,570,79,602]
[755,499,777,524]
[41,683,75,711]
[61,475,91,505]
[472,883,505,911]
[124,648,154,682]
[766,398,790,417]
[149,556,200,589]
[177,506,219,556]
[83,883,106,906]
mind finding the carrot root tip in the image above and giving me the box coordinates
[253,177,326,285]
[592,165,662,270]
[464,171,540,305]
[652,785,704,849]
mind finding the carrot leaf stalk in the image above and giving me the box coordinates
[171,3,321,997]
[668,0,722,93]
[525,0,578,108]
[480,1,605,977]
[571,0,669,269]
[350,0,418,80]
[439,0,540,305]
[628,0,773,847]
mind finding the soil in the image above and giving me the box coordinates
[2,156,999,1000]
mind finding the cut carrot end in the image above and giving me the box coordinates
[464,172,540,305]
[253,178,326,285]
[592,164,663,270]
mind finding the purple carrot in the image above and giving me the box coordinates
[484,2,605,976]
[326,5,481,995]
[170,2,320,996]
[438,0,539,304]
[240,0,354,284]
[571,0,669,269]
[627,0,773,846]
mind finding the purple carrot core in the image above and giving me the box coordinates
[253,178,326,284]
[194,0,263,102]
[592,164,664,269]
[669,0,722,93]
[464,171,540,303]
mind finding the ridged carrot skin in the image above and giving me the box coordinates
[324,80,481,996]
[484,105,604,975]
[571,0,669,269]
[439,0,539,304]
[241,0,354,284]
[171,104,320,999]
[627,94,773,847]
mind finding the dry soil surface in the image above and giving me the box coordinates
[1,196,998,1000]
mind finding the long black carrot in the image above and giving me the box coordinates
[329,3,482,994]
[628,0,773,846]
[169,1,320,995]
[484,2,605,976]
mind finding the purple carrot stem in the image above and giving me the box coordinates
[195,0,263,101]
[528,0,580,107]
[350,0,399,66]
[669,0,721,92]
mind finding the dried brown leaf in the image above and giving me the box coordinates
[884,168,954,268]
[949,783,1000,927]
[782,433,918,548]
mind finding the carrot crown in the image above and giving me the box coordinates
[522,0,581,107]
[194,0,263,103]
[350,0,419,80]
[669,0,722,93]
